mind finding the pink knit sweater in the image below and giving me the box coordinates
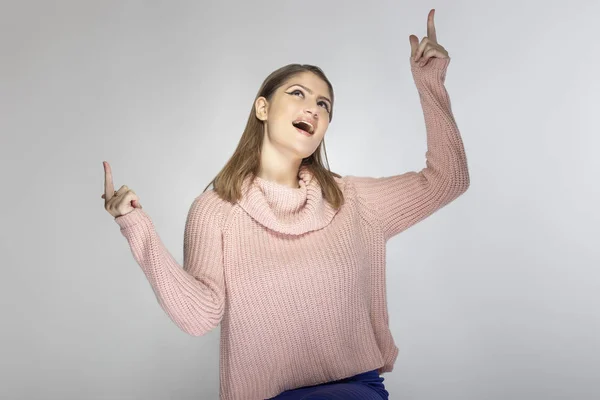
[114,56,469,400]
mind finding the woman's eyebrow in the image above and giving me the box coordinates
[287,84,332,105]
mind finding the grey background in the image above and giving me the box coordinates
[1,1,599,399]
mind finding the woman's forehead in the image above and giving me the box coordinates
[282,73,331,99]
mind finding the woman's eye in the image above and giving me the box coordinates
[290,90,330,112]
[319,101,330,112]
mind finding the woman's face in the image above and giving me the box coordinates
[255,71,332,160]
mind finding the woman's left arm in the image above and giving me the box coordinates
[347,9,470,242]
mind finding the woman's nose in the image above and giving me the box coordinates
[305,106,319,117]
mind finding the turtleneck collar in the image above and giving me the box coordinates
[237,164,344,236]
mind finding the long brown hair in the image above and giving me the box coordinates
[202,64,345,210]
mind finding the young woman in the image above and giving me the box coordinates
[102,9,469,400]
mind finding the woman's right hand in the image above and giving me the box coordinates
[102,161,142,218]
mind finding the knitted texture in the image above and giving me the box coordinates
[114,56,469,400]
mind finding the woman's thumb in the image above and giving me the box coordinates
[409,35,419,58]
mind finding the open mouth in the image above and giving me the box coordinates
[292,120,314,136]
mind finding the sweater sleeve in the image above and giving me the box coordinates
[113,191,226,336]
[347,56,470,242]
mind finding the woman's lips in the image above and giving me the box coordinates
[295,127,312,136]
[294,126,312,137]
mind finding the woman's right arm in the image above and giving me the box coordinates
[114,191,226,336]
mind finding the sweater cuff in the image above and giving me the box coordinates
[409,55,450,69]
[114,208,148,230]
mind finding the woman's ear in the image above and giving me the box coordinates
[255,96,268,121]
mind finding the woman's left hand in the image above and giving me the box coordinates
[410,9,450,67]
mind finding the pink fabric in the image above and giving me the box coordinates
[115,56,469,400]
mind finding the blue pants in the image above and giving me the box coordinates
[267,369,389,399]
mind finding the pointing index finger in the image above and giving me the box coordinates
[427,9,437,44]
[104,161,114,199]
